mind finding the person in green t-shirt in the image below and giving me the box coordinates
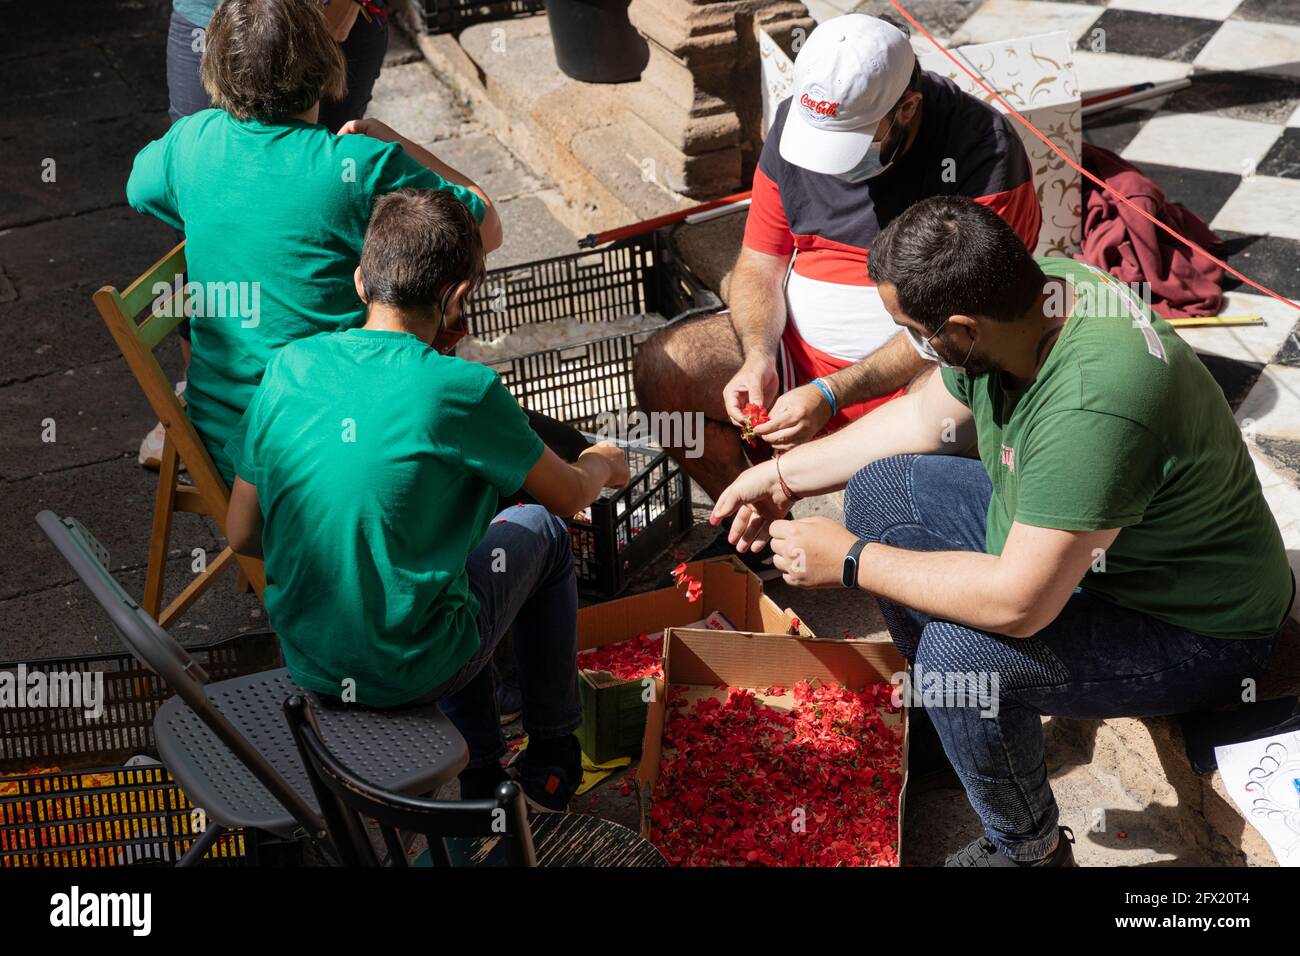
[127,0,502,484]
[144,0,388,470]
[225,189,630,812]
[710,196,1291,867]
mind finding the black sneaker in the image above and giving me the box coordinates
[944,826,1077,867]
[508,734,583,813]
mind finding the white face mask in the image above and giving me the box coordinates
[903,322,974,373]
[839,114,898,183]
[841,142,892,183]
[904,325,943,363]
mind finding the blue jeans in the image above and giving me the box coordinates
[843,454,1279,861]
[414,505,582,769]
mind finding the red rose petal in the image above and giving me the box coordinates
[577,632,664,680]
[738,403,770,447]
[649,680,902,867]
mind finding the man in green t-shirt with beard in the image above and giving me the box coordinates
[710,195,1292,867]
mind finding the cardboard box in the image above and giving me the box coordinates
[635,626,910,866]
[917,31,1082,258]
[576,557,808,763]
[577,608,733,764]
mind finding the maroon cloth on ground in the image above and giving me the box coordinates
[1079,143,1224,318]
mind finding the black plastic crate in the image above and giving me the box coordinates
[465,232,718,434]
[405,0,543,35]
[465,233,720,596]
[0,632,298,867]
[569,440,692,598]
[466,231,712,335]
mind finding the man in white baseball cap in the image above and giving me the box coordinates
[778,12,916,176]
[636,13,1041,574]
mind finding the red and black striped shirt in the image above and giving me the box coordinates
[744,70,1042,365]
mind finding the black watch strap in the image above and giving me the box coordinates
[841,538,868,588]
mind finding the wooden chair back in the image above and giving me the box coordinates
[91,241,265,626]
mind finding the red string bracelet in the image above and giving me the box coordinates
[774,452,798,502]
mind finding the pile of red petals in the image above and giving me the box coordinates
[670,562,703,603]
[577,632,664,681]
[739,403,769,447]
[649,680,902,867]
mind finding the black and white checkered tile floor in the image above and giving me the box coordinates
[809,0,1300,615]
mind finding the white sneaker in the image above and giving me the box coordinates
[138,381,187,470]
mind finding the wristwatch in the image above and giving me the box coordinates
[841,538,868,588]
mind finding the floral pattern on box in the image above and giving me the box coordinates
[918,31,1081,257]
[758,27,796,137]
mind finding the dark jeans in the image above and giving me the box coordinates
[411,504,582,769]
[165,9,390,339]
[843,454,1278,861]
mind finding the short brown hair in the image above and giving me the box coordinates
[201,0,346,121]
[360,190,485,320]
[867,195,1045,331]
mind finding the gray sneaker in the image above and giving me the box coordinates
[944,827,1077,867]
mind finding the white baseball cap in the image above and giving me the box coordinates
[779,14,917,175]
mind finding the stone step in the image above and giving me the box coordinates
[407,15,658,238]
[906,684,1298,865]
[906,734,1226,866]
[1045,716,1261,865]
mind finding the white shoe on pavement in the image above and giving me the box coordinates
[138,380,187,470]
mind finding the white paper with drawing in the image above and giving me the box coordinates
[1215,730,1300,866]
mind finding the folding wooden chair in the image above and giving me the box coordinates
[92,241,266,627]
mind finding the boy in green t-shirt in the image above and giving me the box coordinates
[127,0,502,484]
[709,196,1290,866]
[225,189,629,810]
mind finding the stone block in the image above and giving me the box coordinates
[673,212,747,302]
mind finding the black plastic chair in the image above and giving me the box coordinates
[285,696,668,867]
[36,510,469,864]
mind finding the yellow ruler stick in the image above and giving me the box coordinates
[1166,315,1264,329]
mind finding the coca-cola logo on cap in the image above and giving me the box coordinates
[800,84,840,120]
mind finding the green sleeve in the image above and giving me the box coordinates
[1014,410,1171,531]
[126,132,183,230]
[372,142,486,223]
[940,366,970,406]
[458,375,545,497]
